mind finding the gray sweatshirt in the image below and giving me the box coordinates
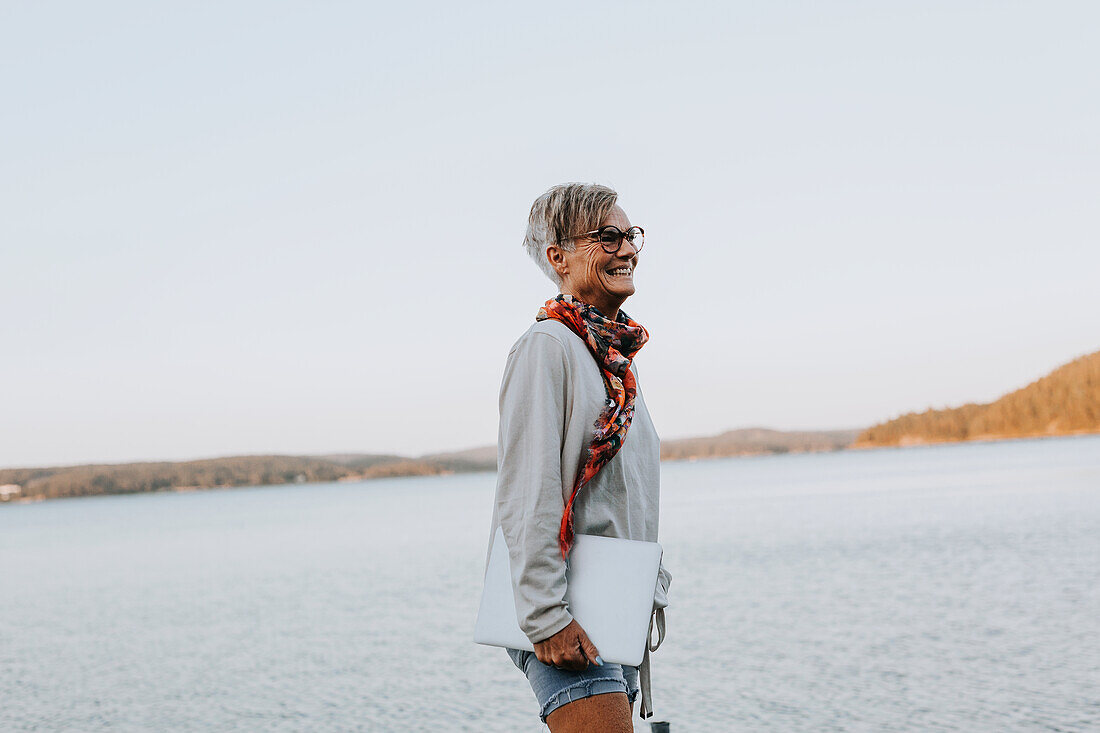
[487,318,671,645]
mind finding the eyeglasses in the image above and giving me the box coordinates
[559,225,645,254]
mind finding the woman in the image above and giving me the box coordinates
[487,183,671,732]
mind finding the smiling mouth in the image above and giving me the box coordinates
[606,266,633,277]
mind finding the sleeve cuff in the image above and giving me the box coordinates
[527,610,574,645]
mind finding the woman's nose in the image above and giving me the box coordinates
[616,236,638,257]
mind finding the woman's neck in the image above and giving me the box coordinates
[560,289,623,321]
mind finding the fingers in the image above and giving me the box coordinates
[532,620,603,670]
[561,624,591,669]
[576,627,603,668]
[533,640,576,669]
[562,641,590,670]
[533,642,555,667]
[545,641,586,670]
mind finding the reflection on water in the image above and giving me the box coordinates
[2,435,1098,731]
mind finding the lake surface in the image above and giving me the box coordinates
[2,436,1099,731]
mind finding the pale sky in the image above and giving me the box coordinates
[2,2,1098,467]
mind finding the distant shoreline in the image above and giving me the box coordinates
[6,430,1099,506]
[852,427,1100,450]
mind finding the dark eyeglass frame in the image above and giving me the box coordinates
[559,225,645,254]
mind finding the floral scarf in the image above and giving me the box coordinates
[536,294,650,558]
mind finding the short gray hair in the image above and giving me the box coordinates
[523,183,618,285]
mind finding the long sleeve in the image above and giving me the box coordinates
[494,333,575,644]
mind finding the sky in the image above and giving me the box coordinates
[2,1,1098,467]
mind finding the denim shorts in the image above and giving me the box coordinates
[506,647,639,723]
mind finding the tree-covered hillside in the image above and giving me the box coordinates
[856,350,1100,447]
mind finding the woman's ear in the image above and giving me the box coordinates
[546,245,568,279]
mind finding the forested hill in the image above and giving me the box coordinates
[0,429,852,504]
[0,450,497,503]
[660,428,858,460]
[855,350,1100,447]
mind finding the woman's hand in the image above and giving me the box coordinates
[533,619,603,670]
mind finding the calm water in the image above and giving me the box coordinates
[2,436,1099,732]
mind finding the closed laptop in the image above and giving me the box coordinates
[474,526,662,668]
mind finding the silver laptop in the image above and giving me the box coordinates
[474,526,662,667]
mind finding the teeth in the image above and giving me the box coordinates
[608,268,632,275]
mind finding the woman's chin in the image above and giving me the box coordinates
[611,282,636,300]
[602,276,635,299]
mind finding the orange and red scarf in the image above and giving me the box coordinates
[536,294,650,558]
